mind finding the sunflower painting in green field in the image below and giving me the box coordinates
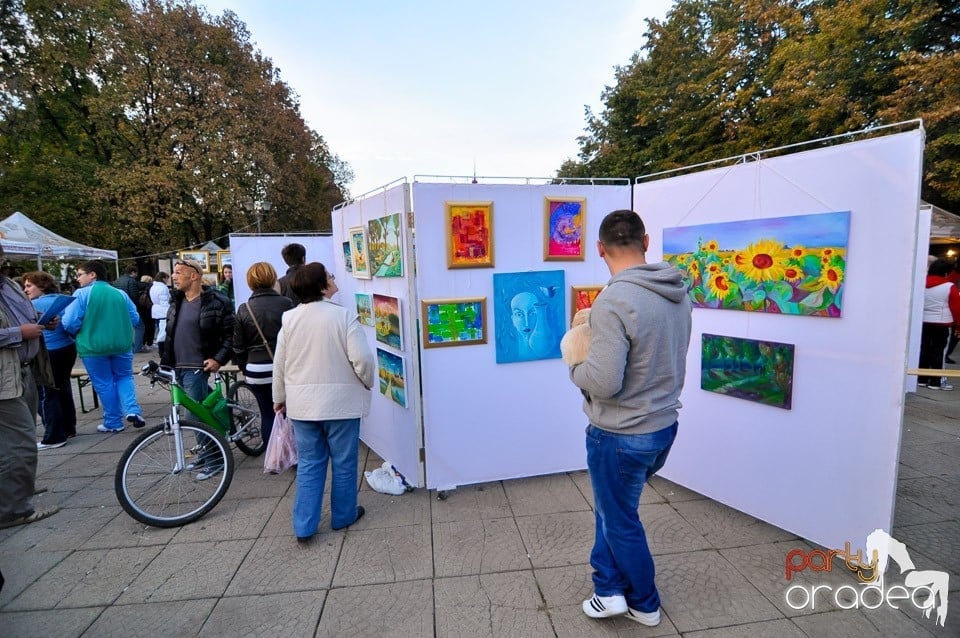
[663,211,850,318]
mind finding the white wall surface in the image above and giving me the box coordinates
[413,182,632,489]
[634,130,925,550]
[229,234,334,308]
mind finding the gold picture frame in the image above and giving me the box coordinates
[570,285,604,323]
[179,250,211,272]
[544,197,586,261]
[217,250,231,270]
[421,297,487,348]
[445,201,494,268]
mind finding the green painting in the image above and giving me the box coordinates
[701,333,795,410]
[367,212,403,277]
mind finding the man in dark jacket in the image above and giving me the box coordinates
[277,243,305,305]
[114,265,144,352]
[162,258,234,403]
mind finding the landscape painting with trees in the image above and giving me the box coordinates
[701,333,795,410]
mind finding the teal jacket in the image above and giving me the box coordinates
[62,281,140,356]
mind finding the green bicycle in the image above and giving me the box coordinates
[114,361,264,527]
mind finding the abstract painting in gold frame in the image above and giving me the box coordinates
[445,201,494,268]
[544,197,586,261]
[570,285,603,323]
[421,297,487,348]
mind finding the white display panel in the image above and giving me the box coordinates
[906,207,932,392]
[413,182,632,489]
[634,130,924,550]
[229,234,334,308]
[332,183,423,486]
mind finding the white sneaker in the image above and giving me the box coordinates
[582,593,627,618]
[37,441,66,450]
[96,424,125,433]
[625,606,661,626]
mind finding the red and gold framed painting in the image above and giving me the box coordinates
[445,201,494,268]
[570,285,603,323]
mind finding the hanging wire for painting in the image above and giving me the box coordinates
[117,218,259,264]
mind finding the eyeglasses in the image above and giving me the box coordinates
[328,274,336,281]
[176,261,202,275]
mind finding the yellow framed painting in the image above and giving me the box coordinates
[217,250,231,270]
[570,285,603,323]
[421,297,487,348]
[445,201,494,268]
[179,250,211,272]
[544,197,586,261]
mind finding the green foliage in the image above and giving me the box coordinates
[559,0,960,212]
[0,0,351,258]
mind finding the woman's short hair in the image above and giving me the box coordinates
[246,261,278,290]
[140,275,153,284]
[290,262,328,303]
[22,271,59,294]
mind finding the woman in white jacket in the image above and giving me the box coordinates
[149,272,171,359]
[273,262,375,541]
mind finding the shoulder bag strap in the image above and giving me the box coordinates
[246,299,274,361]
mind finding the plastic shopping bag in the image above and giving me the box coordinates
[364,461,406,495]
[263,412,298,474]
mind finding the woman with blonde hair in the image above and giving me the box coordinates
[273,262,374,541]
[234,262,293,445]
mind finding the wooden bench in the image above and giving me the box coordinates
[70,368,99,413]
[907,368,960,378]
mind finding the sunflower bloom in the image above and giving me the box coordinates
[789,245,806,258]
[687,260,700,278]
[703,239,719,252]
[783,266,803,282]
[819,265,843,291]
[707,273,733,300]
[737,239,787,282]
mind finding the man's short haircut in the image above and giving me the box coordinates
[281,243,306,266]
[929,258,953,277]
[22,271,59,294]
[599,210,646,252]
[81,260,108,281]
[289,262,328,303]
[246,261,278,290]
[124,265,138,275]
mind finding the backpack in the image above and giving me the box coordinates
[138,288,153,310]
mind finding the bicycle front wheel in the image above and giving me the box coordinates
[228,381,266,456]
[114,420,235,527]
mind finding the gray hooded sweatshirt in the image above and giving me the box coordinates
[570,262,692,435]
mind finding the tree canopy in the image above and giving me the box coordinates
[559,0,960,212]
[0,0,351,259]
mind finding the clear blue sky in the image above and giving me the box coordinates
[198,1,675,195]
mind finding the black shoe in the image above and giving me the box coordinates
[332,506,365,531]
[297,535,313,543]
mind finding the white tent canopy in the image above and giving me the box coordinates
[0,211,118,262]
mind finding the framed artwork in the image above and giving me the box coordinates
[373,293,403,351]
[367,212,403,277]
[421,297,487,348]
[201,272,220,287]
[377,348,407,408]
[445,201,494,268]
[355,292,374,327]
[217,250,231,270]
[663,211,851,317]
[701,333,795,410]
[179,250,211,272]
[342,241,353,273]
[349,226,371,279]
[493,270,565,364]
[544,197,586,261]
[570,285,603,323]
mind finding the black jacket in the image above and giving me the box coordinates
[162,286,235,367]
[113,274,140,304]
[233,289,293,369]
[278,265,302,305]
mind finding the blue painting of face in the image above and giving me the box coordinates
[494,270,565,364]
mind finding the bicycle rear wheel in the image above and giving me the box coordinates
[228,381,266,456]
[114,420,234,527]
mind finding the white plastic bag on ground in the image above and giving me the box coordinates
[364,461,406,495]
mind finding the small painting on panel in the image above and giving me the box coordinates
[446,201,494,268]
[377,348,407,408]
[179,250,211,272]
[493,270,565,364]
[342,241,353,273]
[701,333,795,410]
[373,293,403,351]
[570,285,604,323]
[544,197,586,261]
[349,226,371,279]
[367,212,403,277]
[355,292,373,327]
[421,298,486,348]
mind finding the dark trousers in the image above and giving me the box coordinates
[919,323,950,386]
[248,382,276,444]
[38,344,78,444]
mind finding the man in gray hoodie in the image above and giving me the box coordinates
[570,210,692,627]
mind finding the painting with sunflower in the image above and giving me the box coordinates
[663,211,851,317]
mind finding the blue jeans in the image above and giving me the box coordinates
[177,369,213,451]
[586,422,678,613]
[83,351,141,431]
[291,417,360,536]
[133,321,144,353]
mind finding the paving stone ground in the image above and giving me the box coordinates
[1,351,957,637]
